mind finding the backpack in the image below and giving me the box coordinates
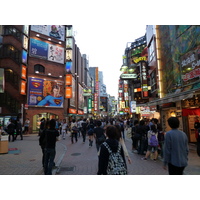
[149,132,158,147]
[103,142,127,175]
[88,128,94,135]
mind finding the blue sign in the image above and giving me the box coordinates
[29,38,48,60]
[66,62,72,72]
[22,50,27,64]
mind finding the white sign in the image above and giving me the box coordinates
[120,74,137,79]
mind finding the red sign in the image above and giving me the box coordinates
[78,110,84,115]
[69,108,77,114]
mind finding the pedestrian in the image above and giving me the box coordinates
[141,124,158,161]
[7,119,15,142]
[61,119,68,140]
[70,119,78,143]
[131,120,140,153]
[97,125,127,175]
[87,119,95,147]
[137,120,148,155]
[120,120,125,139]
[43,119,59,175]
[115,124,132,164]
[163,117,189,175]
[194,116,200,140]
[23,118,30,135]
[39,118,45,136]
[15,118,23,140]
[77,119,82,137]
[81,118,87,143]
[39,120,50,168]
[93,120,106,152]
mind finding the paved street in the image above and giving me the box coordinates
[0,133,200,175]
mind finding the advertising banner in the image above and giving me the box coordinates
[70,78,76,107]
[28,77,64,107]
[31,25,65,41]
[29,38,48,60]
[29,38,64,64]
[48,44,64,64]
[78,84,84,109]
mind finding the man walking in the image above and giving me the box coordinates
[163,117,189,175]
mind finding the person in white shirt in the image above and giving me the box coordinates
[61,119,68,140]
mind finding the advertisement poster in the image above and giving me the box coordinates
[31,25,65,41]
[29,38,64,64]
[70,78,76,107]
[29,38,48,60]
[28,77,64,107]
[48,44,64,64]
[78,84,84,109]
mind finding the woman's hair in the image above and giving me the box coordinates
[72,119,76,123]
[114,124,121,140]
[106,125,118,139]
[167,117,179,129]
[139,120,145,126]
[150,124,157,132]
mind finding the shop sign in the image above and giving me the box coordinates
[133,56,147,64]
[120,73,137,79]
[181,45,200,85]
[78,110,84,115]
[69,108,77,114]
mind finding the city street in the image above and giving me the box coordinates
[0,132,200,175]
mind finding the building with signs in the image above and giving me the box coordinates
[0,25,87,133]
[119,35,151,118]
[146,25,200,142]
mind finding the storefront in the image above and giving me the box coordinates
[32,112,59,133]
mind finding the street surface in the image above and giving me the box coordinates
[0,132,200,175]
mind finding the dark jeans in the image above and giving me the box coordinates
[138,138,146,155]
[41,147,45,167]
[168,163,185,175]
[71,131,78,143]
[15,130,23,140]
[8,133,15,142]
[44,148,56,175]
[81,130,86,142]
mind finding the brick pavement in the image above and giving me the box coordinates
[0,133,200,175]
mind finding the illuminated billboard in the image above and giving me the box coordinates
[28,77,64,107]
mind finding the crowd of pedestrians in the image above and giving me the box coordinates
[2,113,193,175]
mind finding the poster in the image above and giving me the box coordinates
[48,44,64,64]
[28,77,64,107]
[31,25,65,41]
[29,38,48,60]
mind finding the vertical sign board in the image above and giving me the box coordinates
[94,67,99,111]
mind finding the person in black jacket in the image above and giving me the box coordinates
[137,120,148,155]
[97,125,127,175]
[7,119,16,142]
[39,120,50,168]
[42,119,59,175]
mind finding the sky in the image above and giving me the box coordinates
[2,0,195,99]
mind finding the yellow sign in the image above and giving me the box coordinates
[133,56,147,63]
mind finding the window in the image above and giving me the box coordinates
[0,44,21,64]
[34,64,45,73]
[3,25,22,41]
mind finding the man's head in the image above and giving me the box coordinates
[167,117,179,129]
